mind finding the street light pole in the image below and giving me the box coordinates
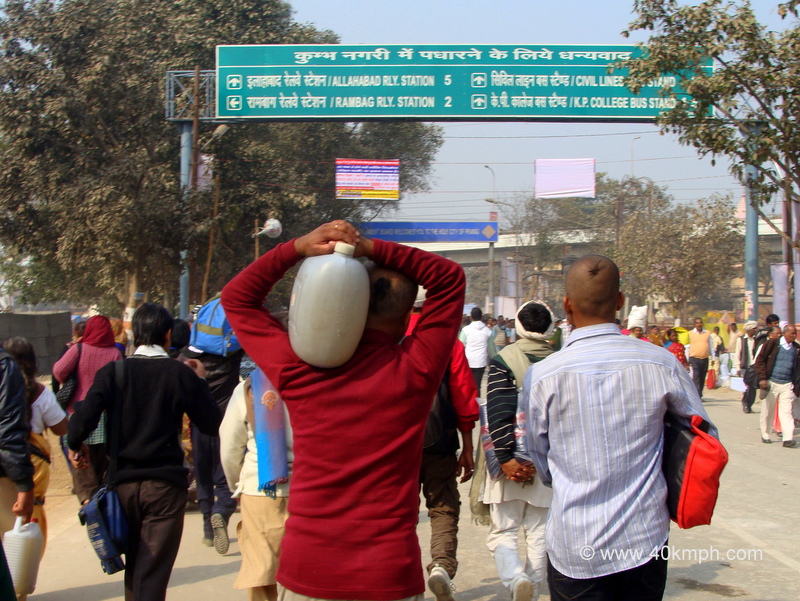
[199,125,231,304]
[485,165,496,315]
[179,122,192,320]
[486,196,528,315]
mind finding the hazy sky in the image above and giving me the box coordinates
[287,0,789,222]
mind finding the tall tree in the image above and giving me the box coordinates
[615,195,743,320]
[622,0,800,248]
[484,174,672,307]
[0,0,442,312]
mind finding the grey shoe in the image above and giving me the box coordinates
[210,513,229,555]
[427,566,455,601]
[512,576,534,601]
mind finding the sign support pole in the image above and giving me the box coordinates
[178,67,202,320]
[745,162,759,321]
[488,242,495,315]
[742,122,762,322]
[486,166,497,315]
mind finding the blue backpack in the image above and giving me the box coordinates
[78,486,128,575]
[190,298,241,356]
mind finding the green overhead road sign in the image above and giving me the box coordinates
[216,44,711,122]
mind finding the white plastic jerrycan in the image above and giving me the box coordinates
[4,516,43,597]
[288,241,370,368]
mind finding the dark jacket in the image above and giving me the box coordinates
[0,350,34,491]
[754,337,800,395]
[195,349,243,414]
[68,355,221,488]
[738,335,756,370]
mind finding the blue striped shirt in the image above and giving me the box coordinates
[523,323,715,579]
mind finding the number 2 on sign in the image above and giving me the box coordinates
[445,96,452,107]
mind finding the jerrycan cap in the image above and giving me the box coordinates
[334,242,356,257]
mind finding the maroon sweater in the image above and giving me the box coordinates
[222,238,465,600]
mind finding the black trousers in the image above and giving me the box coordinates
[689,357,709,397]
[470,367,485,395]
[0,540,14,600]
[191,428,236,534]
[547,553,667,601]
[742,385,757,412]
[117,480,187,601]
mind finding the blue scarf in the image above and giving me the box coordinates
[250,369,289,497]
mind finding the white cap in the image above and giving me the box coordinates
[413,286,426,308]
[334,242,355,256]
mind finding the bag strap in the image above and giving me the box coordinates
[28,438,51,464]
[107,360,125,484]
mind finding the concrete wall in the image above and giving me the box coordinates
[0,312,73,375]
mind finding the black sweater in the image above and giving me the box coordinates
[68,355,221,488]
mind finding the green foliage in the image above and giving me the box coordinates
[487,175,742,313]
[488,174,673,305]
[615,194,743,314]
[622,0,800,248]
[0,0,442,311]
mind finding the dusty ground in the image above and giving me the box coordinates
[33,383,800,601]
[44,429,78,513]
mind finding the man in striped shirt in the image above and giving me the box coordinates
[485,301,555,601]
[524,256,715,601]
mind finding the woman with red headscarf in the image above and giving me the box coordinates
[53,315,122,503]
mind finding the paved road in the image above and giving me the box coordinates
[29,385,798,601]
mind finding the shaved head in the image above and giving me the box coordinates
[565,255,621,323]
[365,264,417,321]
[364,263,418,343]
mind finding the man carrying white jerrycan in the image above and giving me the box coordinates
[222,220,466,601]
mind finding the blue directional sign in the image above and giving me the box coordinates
[361,221,499,243]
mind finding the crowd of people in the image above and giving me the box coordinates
[0,220,736,601]
[611,312,799,448]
